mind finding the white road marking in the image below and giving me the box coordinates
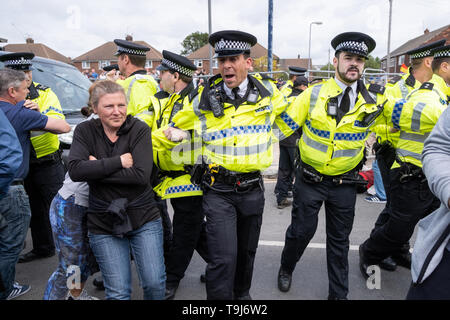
[259,240,360,251]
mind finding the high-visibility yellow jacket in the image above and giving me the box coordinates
[281,78,389,176]
[151,83,203,199]
[375,68,422,147]
[383,74,448,168]
[280,80,294,97]
[152,73,290,173]
[117,71,159,127]
[29,82,64,158]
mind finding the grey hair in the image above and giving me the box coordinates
[0,69,26,96]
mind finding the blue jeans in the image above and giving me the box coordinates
[0,185,31,300]
[372,160,386,200]
[89,218,166,300]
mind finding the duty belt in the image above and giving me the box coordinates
[204,164,261,191]
[30,150,62,165]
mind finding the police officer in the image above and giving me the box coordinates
[0,52,66,263]
[280,66,307,97]
[153,30,291,300]
[277,32,389,300]
[275,76,308,209]
[151,50,209,300]
[107,39,159,126]
[370,39,446,271]
[359,44,449,279]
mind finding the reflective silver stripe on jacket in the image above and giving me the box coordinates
[30,131,46,138]
[302,134,328,153]
[398,79,409,99]
[396,148,422,161]
[399,131,430,143]
[205,138,272,156]
[411,102,426,132]
[127,78,137,102]
[309,84,323,114]
[332,148,361,158]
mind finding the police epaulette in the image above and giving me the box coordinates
[188,86,200,103]
[388,75,402,84]
[259,73,275,82]
[35,83,49,91]
[368,83,386,95]
[420,82,434,90]
[154,91,170,99]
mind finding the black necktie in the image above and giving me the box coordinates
[340,87,352,114]
[232,87,240,100]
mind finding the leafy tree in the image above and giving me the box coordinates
[180,31,209,55]
[365,55,381,70]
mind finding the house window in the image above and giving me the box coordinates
[82,61,90,69]
[98,60,110,69]
[398,55,405,65]
[389,57,396,68]
[145,60,153,68]
[194,59,203,68]
[212,59,218,69]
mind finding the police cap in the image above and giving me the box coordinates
[157,50,197,78]
[209,30,257,58]
[103,64,119,72]
[406,39,446,59]
[113,39,150,56]
[431,44,450,59]
[331,32,376,58]
[0,52,35,71]
[288,66,307,76]
[293,76,308,87]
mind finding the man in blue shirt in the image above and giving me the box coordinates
[0,68,70,300]
[0,108,22,293]
[0,108,22,200]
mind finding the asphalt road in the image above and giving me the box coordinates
[14,179,414,301]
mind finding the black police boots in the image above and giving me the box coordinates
[392,252,412,269]
[359,245,372,279]
[165,283,179,300]
[277,267,292,292]
[379,256,397,271]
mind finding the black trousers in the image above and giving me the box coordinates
[275,146,296,203]
[406,248,450,300]
[165,196,208,287]
[363,168,440,263]
[24,159,64,255]
[281,170,357,299]
[155,197,173,260]
[371,153,410,254]
[203,182,264,300]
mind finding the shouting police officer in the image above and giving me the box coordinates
[152,30,293,300]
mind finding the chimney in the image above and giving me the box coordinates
[424,28,430,34]
[26,37,34,44]
[125,35,133,41]
[298,54,300,59]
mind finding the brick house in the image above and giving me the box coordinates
[72,35,162,75]
[2,38,71,64]
[381,24,450,73]
[187,43,279,74]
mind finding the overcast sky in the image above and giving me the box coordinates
[1,0,449,65]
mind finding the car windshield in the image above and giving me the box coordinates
[31,61,91,113]
[0,57,91,114]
